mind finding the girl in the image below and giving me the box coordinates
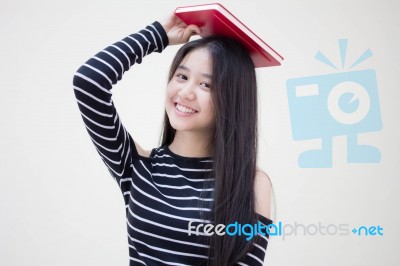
[73,13,272,266]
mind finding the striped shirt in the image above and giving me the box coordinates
[73,21,272,266]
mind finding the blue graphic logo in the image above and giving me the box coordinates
[352,225,384,236]
[286,39,382,168]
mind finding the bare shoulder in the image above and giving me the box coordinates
[254,169,272,220]
[134,141,151,158]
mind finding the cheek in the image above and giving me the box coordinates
[200,94,215,116]
[207,99,214,114]
[209,103,215,121]
[165,83,176,103]
[207,97,216,122]
[166,80,181,96]
[164,91,172,113]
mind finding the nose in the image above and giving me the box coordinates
[178,82,196,100]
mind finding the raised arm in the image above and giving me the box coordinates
[72,22,168,181]
[72,17,200,182]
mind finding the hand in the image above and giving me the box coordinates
[161,13,201,45]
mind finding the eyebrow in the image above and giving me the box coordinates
[177,65,212,79]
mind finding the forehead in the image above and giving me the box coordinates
[179,48,213,76]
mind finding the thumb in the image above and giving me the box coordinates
[182,24,201,42]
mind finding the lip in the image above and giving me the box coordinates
[174,103,198,117]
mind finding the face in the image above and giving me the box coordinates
[165,48,215,134]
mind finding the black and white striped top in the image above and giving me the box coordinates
[73,21,272,266]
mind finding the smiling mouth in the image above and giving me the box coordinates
[175,103,198,114]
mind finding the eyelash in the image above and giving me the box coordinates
[177,74,188,80]
[201,82,211,88]
[176,74,211,89]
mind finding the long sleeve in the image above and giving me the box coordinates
[72,21,272,266]
[235,214,272,266]
[72,22,168,183]
[235,237,270,266]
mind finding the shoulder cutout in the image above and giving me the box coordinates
[254,170,272,220]
[134,141,151,158]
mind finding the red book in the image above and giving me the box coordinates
[174,3,283,68]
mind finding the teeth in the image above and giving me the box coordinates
[176,104,196,114]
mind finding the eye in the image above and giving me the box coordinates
[176,73,188,80]
[201,82,211,89]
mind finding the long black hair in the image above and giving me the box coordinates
[161,36,259,265]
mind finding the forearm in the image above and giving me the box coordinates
[72,21,168,179]
[73,21,168,98]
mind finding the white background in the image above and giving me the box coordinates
[1,0,399,265]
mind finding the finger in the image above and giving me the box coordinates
[182,25,201,41]
[187,24,201,35]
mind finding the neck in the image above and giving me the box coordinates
[169,130,213,158]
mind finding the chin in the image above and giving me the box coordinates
[169,121,192,132]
